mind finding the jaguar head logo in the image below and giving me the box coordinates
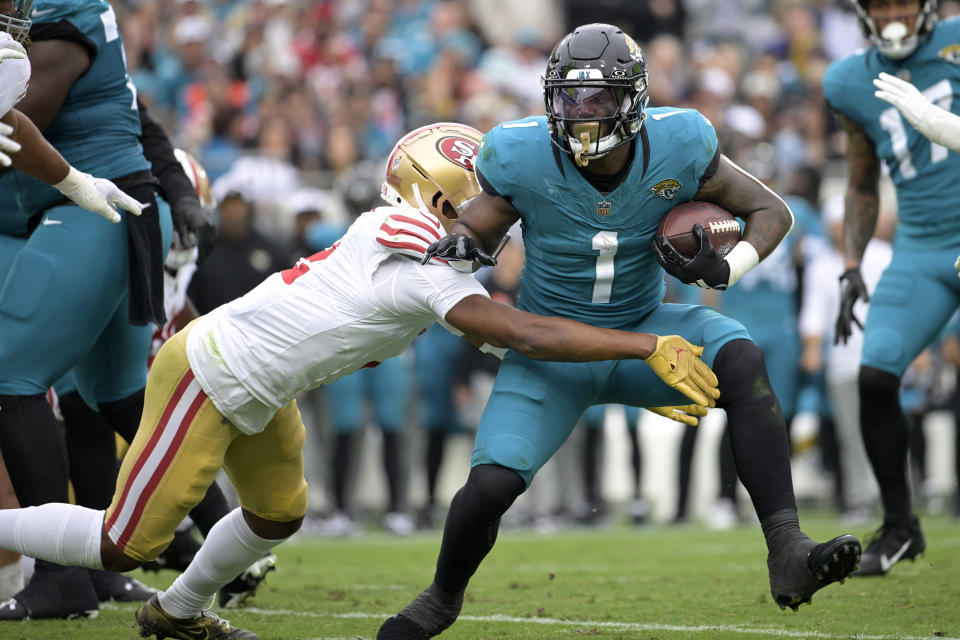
[650,178,681,200]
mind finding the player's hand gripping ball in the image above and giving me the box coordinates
[653,201,741,289]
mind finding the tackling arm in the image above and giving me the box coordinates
[444,295,720,407]
[449,190,521,254]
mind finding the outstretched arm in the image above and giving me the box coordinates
[449,189,520,254]
[444,294,720,407]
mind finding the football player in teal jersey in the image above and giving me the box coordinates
[377,24,861,639]
[823,0,959,576]
[0,0,176,620]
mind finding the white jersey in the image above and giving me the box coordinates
[186,206,488,434]
[799,238,892,381]
[0,32,30,117]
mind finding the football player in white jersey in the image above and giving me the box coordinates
[0,6,141,221]
[0,122,719,640]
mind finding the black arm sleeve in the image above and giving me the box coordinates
[697,146,721,190]
[137,98,196,204]
[476,169,512,205]
[29,20,97,58]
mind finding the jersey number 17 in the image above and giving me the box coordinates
[879,78,953,179]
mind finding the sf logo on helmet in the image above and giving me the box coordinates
[436,137,479,170]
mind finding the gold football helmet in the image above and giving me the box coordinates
[381,122,482,232]
[167,149,214,270]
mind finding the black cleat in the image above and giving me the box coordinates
[854,514,925,577]
[769,534,861,611]
[90,569,157,602]
[217,553,276,609]
[0,566,99,620]
[142,529,202,574]
[380,583,463,638]
[377,614,430,639]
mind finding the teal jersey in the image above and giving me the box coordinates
[1,0,147,221]
[824,17,960,246]
[477,110,718,329]
[721,233,797,325]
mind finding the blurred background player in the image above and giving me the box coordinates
[823,0,958,576]
[573,404,647,526]
[188,189,288,314]
[324,361,415,536]
[799,194,893,524]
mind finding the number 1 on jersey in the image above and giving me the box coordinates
[591,231,618,303]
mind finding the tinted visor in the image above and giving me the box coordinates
[551,86,629,120]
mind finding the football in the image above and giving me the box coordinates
[655,201,741,260]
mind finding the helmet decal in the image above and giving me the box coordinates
[435,136,479,170]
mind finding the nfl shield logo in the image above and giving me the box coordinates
[597,200,612,217]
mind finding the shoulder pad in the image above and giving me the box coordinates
[375,208,444,260]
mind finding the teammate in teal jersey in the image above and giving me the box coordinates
[377,24,861,639]
[823,0,958,576]
[0,0,176,620]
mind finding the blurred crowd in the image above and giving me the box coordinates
[111,0,960,533]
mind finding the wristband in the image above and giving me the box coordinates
[723,241,760,287]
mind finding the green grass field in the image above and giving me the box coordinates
[6,513,959,640]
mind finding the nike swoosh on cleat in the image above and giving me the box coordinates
[651,111,686,120]
[879,538,913,573]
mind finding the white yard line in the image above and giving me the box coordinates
[237,607,960,640]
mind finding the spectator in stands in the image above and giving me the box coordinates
[188,190,288,314]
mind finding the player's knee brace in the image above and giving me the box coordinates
[713,339,780,415]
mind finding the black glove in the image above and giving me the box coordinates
[171,194,217,263]
[653,224,731,290]
[835,268,869,345]
[421,233,497,267]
